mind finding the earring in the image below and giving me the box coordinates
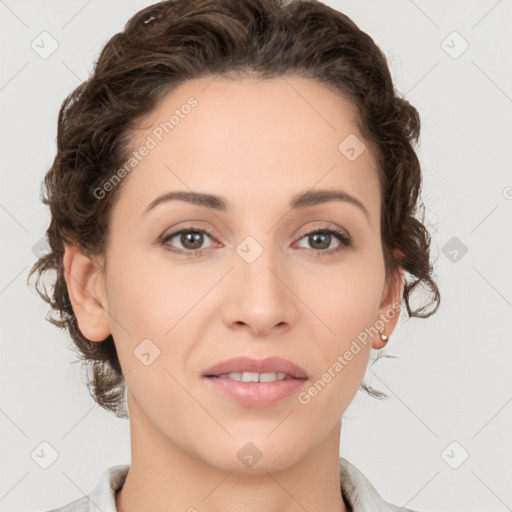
[378,328,389,345]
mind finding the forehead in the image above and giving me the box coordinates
[115,75,380,221]
[133,74,368,159]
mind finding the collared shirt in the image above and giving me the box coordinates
[44,457,420,512]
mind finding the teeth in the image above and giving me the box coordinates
[217,372,289,382]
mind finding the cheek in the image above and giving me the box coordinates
[105,248,203,338]
[309,253,385,340]
[104,249,221,387]
[301,252,385,392]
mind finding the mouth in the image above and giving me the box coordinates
[201,355,309,379]
[202,356,308,407]
[208,371,300,382]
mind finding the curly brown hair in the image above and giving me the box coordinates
[28,0,440,418]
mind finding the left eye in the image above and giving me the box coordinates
[295,228,350,253]
[160,227,351,255]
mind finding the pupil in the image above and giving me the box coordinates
[310,233,330,250]
[183,232,203,249]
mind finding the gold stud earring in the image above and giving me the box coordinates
[378,328,388,344]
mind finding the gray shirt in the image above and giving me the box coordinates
[43,457,420,512]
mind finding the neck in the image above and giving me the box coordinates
[116,393,348,512]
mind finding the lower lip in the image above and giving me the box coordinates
[203,376,308,407]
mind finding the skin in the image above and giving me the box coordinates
[64,74,404,512]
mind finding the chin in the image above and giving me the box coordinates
[203,439,304,475]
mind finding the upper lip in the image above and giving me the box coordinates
[202,356,308,379]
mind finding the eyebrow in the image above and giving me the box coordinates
[143,189,369,219]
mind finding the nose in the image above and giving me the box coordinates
[222,242,298,337]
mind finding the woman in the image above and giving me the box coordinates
[29,0,440,510]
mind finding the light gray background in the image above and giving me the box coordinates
[1,1,511,511]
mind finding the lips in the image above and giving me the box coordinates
[202,356,309,407]
[201,356,308,380]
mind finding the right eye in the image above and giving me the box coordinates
[160,227,217,255]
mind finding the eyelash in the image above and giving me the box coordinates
[159,224,352,257]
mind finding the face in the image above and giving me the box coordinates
[75,74,402,473]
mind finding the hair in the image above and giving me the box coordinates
[28,0,440,418]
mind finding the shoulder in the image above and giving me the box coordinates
[338,457,423,512]
[39,464,130,512]
[42,496,89,512]
[386,502,420,512]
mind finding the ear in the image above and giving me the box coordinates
[372,250,405,349]
[62,243,111,342]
